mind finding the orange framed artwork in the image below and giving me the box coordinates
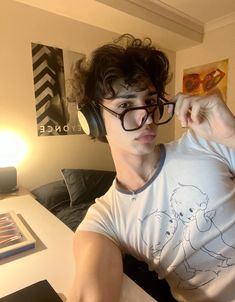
[183,59,228,102]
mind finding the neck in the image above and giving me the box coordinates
[112,146,160,192]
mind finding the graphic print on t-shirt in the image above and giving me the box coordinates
[140,183,235,290]
[140,210,178,259]
[170,183,235,289]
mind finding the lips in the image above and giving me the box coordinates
[135,131,156,143]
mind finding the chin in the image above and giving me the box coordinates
[135,142,156,155]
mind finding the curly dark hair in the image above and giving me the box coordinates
[73,34,170,105]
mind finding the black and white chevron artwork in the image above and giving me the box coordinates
[31,43,84,136]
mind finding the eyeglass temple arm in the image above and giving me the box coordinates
[158,96,176,115]
[158,96,171,103]
[98,102,121,118]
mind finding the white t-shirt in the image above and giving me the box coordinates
[78,130,235,302]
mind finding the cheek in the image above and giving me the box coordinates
[103,112,124,136]
[104,116,133,147]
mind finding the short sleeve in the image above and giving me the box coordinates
[77,189,119,245]
[187,130,235,173]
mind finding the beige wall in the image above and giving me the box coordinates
[0,0,175,190]
[156,51,176,145]
[175,23,235,138]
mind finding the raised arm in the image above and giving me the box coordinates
[174,91,235,149]
[67,231,123,302]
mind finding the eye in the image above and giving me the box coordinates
[145,98,157,106]
[180,212,183,217]
[166,231,170,236]
[189,208,193,213]
[118,101,132,109]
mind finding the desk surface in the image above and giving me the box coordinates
[0,195,157,302]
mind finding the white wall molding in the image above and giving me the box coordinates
[205,12,235,32]
[97,0,203,42]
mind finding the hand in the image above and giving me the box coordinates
[174,91,235,148]
[195,209,215,232]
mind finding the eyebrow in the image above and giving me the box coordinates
[114,91,158,99]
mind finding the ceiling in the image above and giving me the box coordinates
[151,0,235,24]
[14,0,235,51]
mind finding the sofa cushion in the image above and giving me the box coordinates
[61,169,116,207]
[56,201,95,232]
[31,180,70,214]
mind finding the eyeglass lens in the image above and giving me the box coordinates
[122,103,174,130]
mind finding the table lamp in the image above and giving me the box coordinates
[0,130,27,193]
[0,166,17,193]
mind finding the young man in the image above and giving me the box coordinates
[67,35,235,302]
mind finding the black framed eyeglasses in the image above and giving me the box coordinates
[98,96,175,131]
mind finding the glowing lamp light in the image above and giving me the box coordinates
[0,130,28,193]
[0,130,27,167]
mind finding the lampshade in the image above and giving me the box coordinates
[0,130,27,167]
[0,130,28,193]
[0,167,17,193]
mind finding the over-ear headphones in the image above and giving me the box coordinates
[77,101,106,139]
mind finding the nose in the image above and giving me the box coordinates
[136,110,153,127]
[135,109,148,127]
[145,110,154,125]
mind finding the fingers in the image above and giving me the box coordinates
[190,101,203,125]
[174,93,202,127]
[172,92,235,145]
[173,92,226,128]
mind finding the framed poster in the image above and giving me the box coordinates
[31,43,85,136]
[183,59,228,101]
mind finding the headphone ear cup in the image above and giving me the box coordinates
[77,102,106,139]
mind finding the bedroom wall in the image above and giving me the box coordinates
[175,22,235,139]
[0,0,176,190]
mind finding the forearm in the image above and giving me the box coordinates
[67,231,123,302]
[68,273,122,302]
[217,117,235,149]
[218,108,235,148]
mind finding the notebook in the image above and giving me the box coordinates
[0,280,63,302]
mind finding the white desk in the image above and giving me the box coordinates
[0,195,157,302]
